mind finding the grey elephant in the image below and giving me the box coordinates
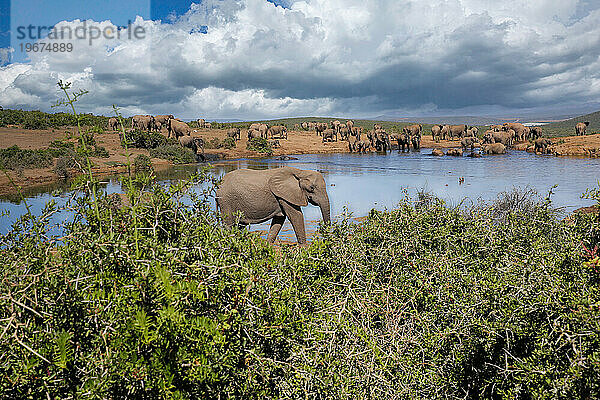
[216,167,331,245]
[576,122,590,136]
[179,136,204,157]
[395,133,411,152]
[348,135,358,153]
[154,115,174,132]
[108,117,119,131]
[227,128,241,141]
[431,125,443,142]
[411,134,421,150]
[132,115,155,131]
[269,125,288,140]
[530,126,543,140]
[322,129,337,142]
[168,119,192,138]
[461,136,479,151]
[534,138,552,154]
[482,143,506,154]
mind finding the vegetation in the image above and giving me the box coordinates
[0,108,120,130]
[222,137,236,149]
[150,144,197,164]
[120,130,172,150]
[246,137,273,155]
[134,154,153,173]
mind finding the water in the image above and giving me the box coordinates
[1,151,599,239]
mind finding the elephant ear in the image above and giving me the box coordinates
[269,168,308,207]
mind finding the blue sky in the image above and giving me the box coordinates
[1,0,600,120]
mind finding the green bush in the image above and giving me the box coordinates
[92,145,109,158]
[133,154,153,173]
[121,131,170,149]
[204,137,222,149]
[1,171,600,398]
[150,144,197,164]
[0,109,112,130]
[246,137,273,155]
[0,145,55,170]
[222,137,236,149]
[86,125,105,135]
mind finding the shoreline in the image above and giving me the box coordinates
[2,126,600,196]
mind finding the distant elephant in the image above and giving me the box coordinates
[205,122,212,129]
[576,122,590,136]
[348,135,358,153]
[322,129,336,142]
[461,136,479,151]
[216,167,331,245]
[373,123,383,131]
[534,138,552,154]
[431,148,444,156]
[269,125,288,140]
[301,122,309,130]
[315,123,328,136]
[447,148,463,157]
[482,143,506,154]
[491,125,503,132]
[493,130,514,147]
[530,126,543,140]
[448,124,467,140]
[331,120,342,134]
[198,119,206,128]
[179,136,204,157]
[132,115,155,132]
[394,133,410,152]
[293,124,300,130]
[108,117,119,131]
[346,120,354,132]
[411,134,421,150]
[431,125,443,142]
[248,129,261,140]
[503,123,528,141]
[168,119,192,139]
[154,115,174,132]
[227,128,241,141]
[374,130,391,152]
[465,126,478,137]
[357,139,371,153]
[440,125,451,140]
[339,127,350,141]
[404,124,422,137]
[350,127,362,137]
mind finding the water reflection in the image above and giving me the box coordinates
[1,151,599,238]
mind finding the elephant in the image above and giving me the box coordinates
[357,139,371,153]
[108,117,119,131]
[205,122,212,129]
[534,138,552,154]
[374,130,391,152]
[448,124,467,140]
[315,123,328,136]
[491,125,504,132]
[350,126,362,137]
[339,127,350,141]
[393,133,410,152]
[227,128,241,141]
[482,143,506,154]
[576,122,590,136]
[461,136,479,151]
[168,119,192,139]
[331,120,342,134]
[132,115,155,132]
[503,123,528,141]
[431,125,443,142]
[493,130,514,147]
[411,134,421,150]
[216,167,331,245]
[346,120,354,132]
[440,125,451,140]
[293,124,300,130]
[404,124,422,137]
[348,135,358,153]
[447,148,463,157]
[431,148,444,156]
[269,125,288,140]
[530,126,543,140]
[178,135,204,157]
[322,129,337,142]
[198,119,206,128]
[248,129,262,140]
[301,122,309,130]
[154,115,174,132]
[270,140,281,149]
[465,126,478,137]
[373,123,383,131]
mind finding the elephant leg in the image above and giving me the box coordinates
[280,201,307,245]
[267,216,286,243]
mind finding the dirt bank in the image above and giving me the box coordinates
[1,126,600,196]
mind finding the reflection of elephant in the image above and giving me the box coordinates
[168,119,192,138]
[216,167,331,245]
[447,148,463,156]
[431,148,444,156]
[431,125,443,142]
[576,122,590,136]
[227,128,241,140]
[108,117,119,131]
[482,143,506,154]
[534,138,552,154]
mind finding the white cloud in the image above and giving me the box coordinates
[1,0,600,119]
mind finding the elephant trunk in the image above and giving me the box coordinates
[319,193,331,224]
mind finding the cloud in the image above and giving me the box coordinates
[1,0,600,119]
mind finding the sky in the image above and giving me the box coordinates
[1,0,600,120]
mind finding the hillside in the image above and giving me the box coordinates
[542,110,600,137]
